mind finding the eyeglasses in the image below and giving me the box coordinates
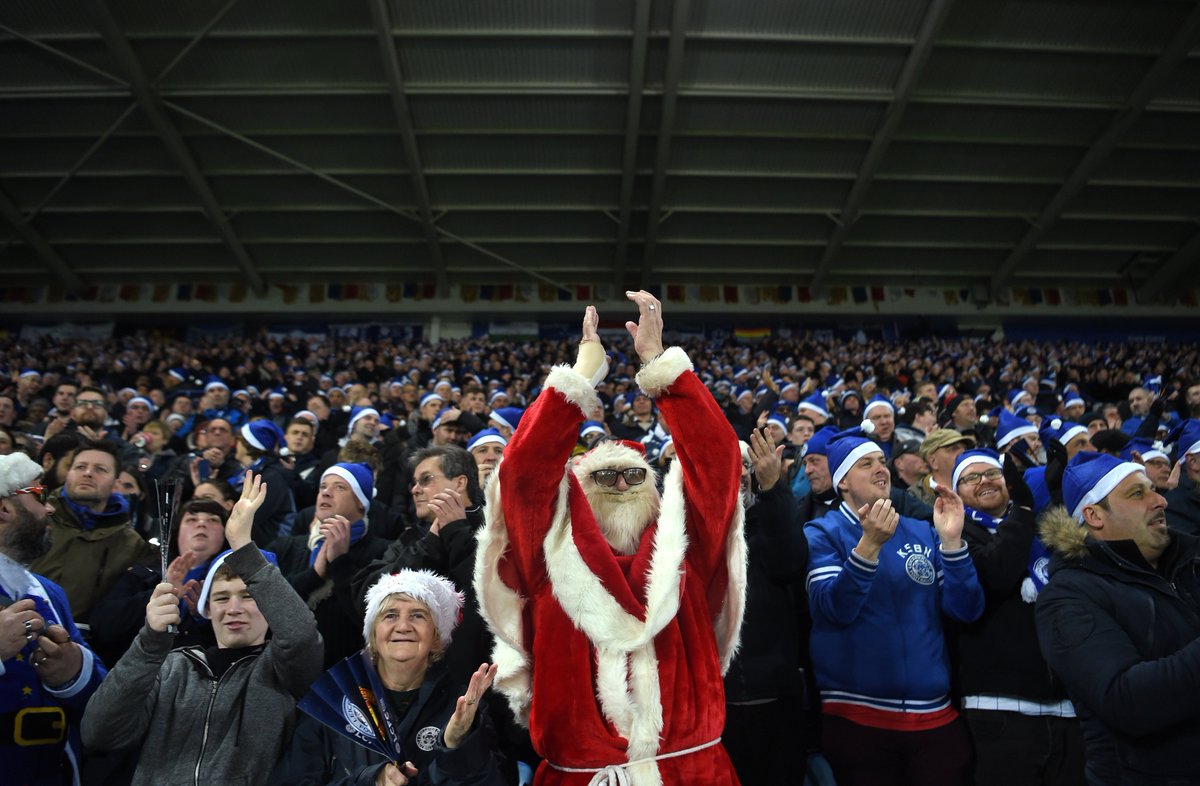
[75,399,106,409]
[200,426,231,435]
[958,468,1003,487]
[414,473,448,488]
[590,468,648,487]
[12,485,49,503]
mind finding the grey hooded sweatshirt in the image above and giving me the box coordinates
[82,544,323,786]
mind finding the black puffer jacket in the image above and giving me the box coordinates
[1037,506,1200,786]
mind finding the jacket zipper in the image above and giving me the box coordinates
[185,651,258,786]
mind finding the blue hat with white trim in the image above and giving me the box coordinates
[1165,419,1200,460]
[1063,451,1146,522]
[798,390,830,419]
[801,425,839,458]
[951,447,1003,489]
[321,462,374,513]
[240,420,284,453]
[1120,438,1168,465]
[466,428,507,451]
[1040,417,1088,447]
[489,407,524,432]
[827,423,884,491]
[995,409,1038,450]
[863,394,894,418]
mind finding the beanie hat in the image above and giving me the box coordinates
[580,420,607,440]
[204,376,229,393]
[489,407,525,432]
[1063,451,1145,522]
[1120,438,1168,465]
[797,390,830,420]
[321,462,374,513]
[363,569,465,651]
[951,448,1003,489]
[466,428,507,451]
[1040,417,1088,447]
[0,453,42,498]
[765,413,788,435]
[863,394,894,418]
[801,425,839,458]
[827,424,884,491]
[346,406,380,435]
[419,392,444,409]
[240,420,284,453]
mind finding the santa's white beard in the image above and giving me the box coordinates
[585,484,660,555]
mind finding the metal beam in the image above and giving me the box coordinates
[367,0,447,295]
[810,0,957,291]
[1136,224,1200,303]
[612,0,652,292]
[0,184,84,291]
[80,0,266,296]
[988,3,1200,298]
[639,0,691,287]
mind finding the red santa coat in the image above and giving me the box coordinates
[474,347,747,786]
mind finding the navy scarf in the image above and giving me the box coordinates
[966,504,1051,602]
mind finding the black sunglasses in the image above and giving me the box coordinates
[590,468,648,487]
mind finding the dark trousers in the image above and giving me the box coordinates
[724,699,806,786]
[821,713,973,786]
[964,709,1085,786]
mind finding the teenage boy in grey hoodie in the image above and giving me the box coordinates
[81,472,323,785]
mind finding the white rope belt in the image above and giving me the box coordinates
[547,737,722,786]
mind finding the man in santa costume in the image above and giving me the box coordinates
[475,290,747,785]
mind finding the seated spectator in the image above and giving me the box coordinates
[233,420,295,545]
[31,440,156,622]
[81,472,323,785]
[269,570,509,786]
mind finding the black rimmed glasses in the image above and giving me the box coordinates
[958,468,1003,487]
[590,468,648,487]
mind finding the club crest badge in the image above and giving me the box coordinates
[896,543,935,586]
[416,725,442,751]
[342,697,377,740]
[1033,556,1050,585]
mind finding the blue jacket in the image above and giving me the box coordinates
[804,501,984,717]
[1,570,107,786]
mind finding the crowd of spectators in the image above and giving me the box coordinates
[2,324,1200,786]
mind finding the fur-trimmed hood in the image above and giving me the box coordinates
[1039,504,1089,559]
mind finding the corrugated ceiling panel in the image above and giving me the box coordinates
[420,135,624,172]
[150,38,384,89]
[0,137,125,176]
[1067,184,1200,220]
[0,98,151,138]
[941,0,1186,53]
[232,211,426,242]
[652,244,822,272]
[207,174,414,209]
[655,213,832,243]
[58,244,242,273]
[668,137,864,176]
[686,0,927,41]
[14,175,201,210]
[0,0,92,36]
[862,181,1058,215]
[669,40,906,93]
[879,141,1080,183]
[1157,59,1200,106]
[668,97,883,137]
[1040,219,1196,250]
[428,175,620,209]
[665,177,848,211]
[1018,249,1140,279]
[896,104,1110,145]
[1124,110,1200,149]
[396,39,630,87]
[0,40,121,90]
[186,134,409,174]
[1094,148,1200,185]
[846,216,1027,247]
[34,211,218,241]
[441,242,615,272]
[116,0,373,36]
[248,242,433,272]
[389,0,634,34]
[834,247,1006,275]
[436,211,620,241]
[918,49,1147,103]
[409,95,629,133]
[171,96,398,135]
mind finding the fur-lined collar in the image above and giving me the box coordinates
[1039,505,1089,559]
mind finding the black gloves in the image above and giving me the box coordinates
[1003,453,1035,511]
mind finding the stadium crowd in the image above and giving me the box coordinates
[2,316,1200,786]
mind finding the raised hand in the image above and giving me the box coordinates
[933,482,966,550]
[427,489,467,535]
[313,515,352,577]
[443,662,499,749]
[573,305,607,385]
[1002,454,1035,511]
[165,551,198,592]
[624,290,664,365]
[854,498,898,561]
[748,428,784,492]
[226,471,267,550]
[146,582,182,634]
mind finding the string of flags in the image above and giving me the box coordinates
[0,283,1194,309]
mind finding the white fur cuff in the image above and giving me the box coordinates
[635,346,693,397]
[544,364,602,416]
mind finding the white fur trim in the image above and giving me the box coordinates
[635,347,693,397]
[544,364,602,416]
[951,455,1003,490]
[362,569,465,651]
[1058,425,1088,446]
[572,440,652,479]
[831,441,884,490]
[1071,462,1145,522]
[0,452,42,497]
[996,423,1037,450]
[714,485,748,674]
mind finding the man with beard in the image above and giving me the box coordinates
[31,440,156,621]
[0,452,106,786]
[1036,452,1200,785]
[475,291,746,785]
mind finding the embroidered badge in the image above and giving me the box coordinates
[416,725,442,751]
[896,543,935,586]
[1033,556,1050,585]
[342,697,376,740]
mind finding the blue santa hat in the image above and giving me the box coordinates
[267,387,286,401]
[801,425,839,458]
[951,447,1004,489]
[1165,419,1200,459]
[346,406,380,434]
[827,423,884,491]
[1120,438,1168,465]
[127,396,156,412]
[320,462,374,513]
[862,394,894,418]
[1040,417,1088,446]
[580,420,607,440]
[1062,390,1086,410]
[240,420,284,453]
[995,409,1039,450]
[198,548,279,618]
[1063,451,1146,522]
[488,389,510,406]
[204,376,229,393]
[1144,375,1163,394]
[734,386,753,404]
[419,392,444,409]
[489,406,524,432]
[167,367,187,382]
[431,408,463,430]
[779,381,799,397]
[466,428,507,451]
[765,413,788,435]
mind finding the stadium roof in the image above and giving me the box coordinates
[1,0,1198,305]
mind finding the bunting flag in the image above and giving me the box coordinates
[698,285,719,302]
[723,285,739,304]
[310,283,325,303]
[1045,288,1062,306]
[778,285,793,303]
[177,284,193,302]
[343,284,360,301]
[517,284,535,302]
[418,283,436,300]
[1029,288,1044,305]
[1180,290,1198,307]
[742,286,761,305]
[852,286,869,304]
[595,284,615,301]
[47,285,65,303]
[871,286,885,302]
[666,284,685,303]
[1097,289,1113,306]
[760,286,779,304]
[796,286,811,303]
[574,285,590,301]
[98,284,118,303]
[402,282,417,299]
[959,289,971,303]
[386,284,403,303]
[280,285,299,305]
[461,285,480,303]
[1078,289,1099,306]
[1113,289,1128,306]
[228,284,246,303]
[327,283,342,301]
[557,286,571,301]
[497,284,514,301]
[539,284,556,302]
[943,290,958,306]
[478,285,492,302]
[686,285,701,302]
[152,284,171,302]
[734,327,771,340]
[826,287,847,305]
